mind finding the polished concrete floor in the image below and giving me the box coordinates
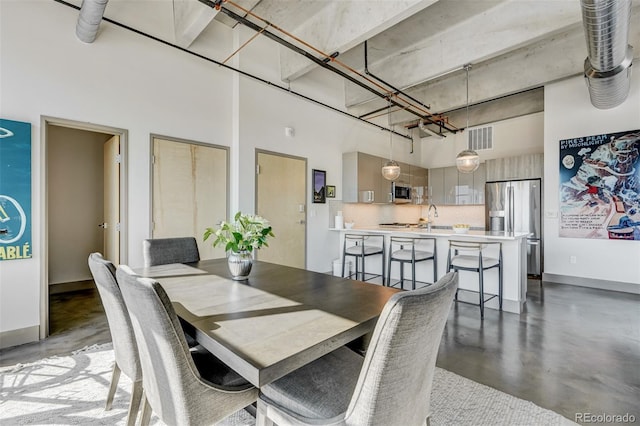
[1,279,638,425]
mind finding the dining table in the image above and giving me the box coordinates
[134,258,400,388]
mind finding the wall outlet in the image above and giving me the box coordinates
[570,256,577,264]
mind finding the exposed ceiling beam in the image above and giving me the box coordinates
[173,0,219,48]
[279,0,438,82]
[345,0,583,107]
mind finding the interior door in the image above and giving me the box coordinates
[256,151,306,268]
[103,135,120,264]
[152,137,228,260]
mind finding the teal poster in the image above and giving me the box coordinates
[0,119,32,260]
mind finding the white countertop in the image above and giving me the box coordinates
[329,227,530,240]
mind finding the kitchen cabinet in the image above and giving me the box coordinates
[428,163,486,205]
[411,166,428,205]
[342,152,391,203]
[485,153,543,181]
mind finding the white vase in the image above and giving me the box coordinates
[227,250,253,280]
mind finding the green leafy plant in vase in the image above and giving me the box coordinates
[204,211,274,280]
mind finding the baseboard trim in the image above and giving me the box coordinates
[0,325,39,349]
[49,280,95,295]
[542,273,640,295]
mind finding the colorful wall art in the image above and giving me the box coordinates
[559,129,640,240]
[0,119,32,260]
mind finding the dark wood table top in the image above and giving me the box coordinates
[135,258,400,387]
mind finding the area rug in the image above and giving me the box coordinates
[0,344,576,425]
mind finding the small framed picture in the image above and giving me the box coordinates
[312,169,326,203]
[326,185,336,198]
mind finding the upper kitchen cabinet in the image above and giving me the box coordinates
[485,153,543,181]
[343,152,391,203]
[428,164,486,205]
[411,165,428,205]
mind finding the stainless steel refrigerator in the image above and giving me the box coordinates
[485,178,542,276]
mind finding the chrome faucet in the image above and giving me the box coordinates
[427,204,438,232]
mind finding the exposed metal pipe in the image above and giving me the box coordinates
[580,0,634,109]
[76,0,109,43]
[198,0,459,134]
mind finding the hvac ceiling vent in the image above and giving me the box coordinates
[468,126,493,151]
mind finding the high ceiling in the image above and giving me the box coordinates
[68,0,640,134]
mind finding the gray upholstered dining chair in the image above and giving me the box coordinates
[142,237,200,267]
[116,265,258,426]
[87,253,142,426]
[256,271,458,426]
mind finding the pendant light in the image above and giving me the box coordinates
[456,64,480,174]
[382,100,401,181]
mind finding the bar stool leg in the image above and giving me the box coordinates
[498,262,503,311]
[411,259,416,290]
[479,269,485,320]
[386,254,392,287]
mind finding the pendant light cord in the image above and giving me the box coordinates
[464,64,471,130]
[388,100,393,160]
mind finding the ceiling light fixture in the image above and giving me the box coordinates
[382,100,401,181]
[456,64,480,174]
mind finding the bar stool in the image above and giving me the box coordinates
[386,236,437,290]
[446,240,502,319]
[342,234,385,283]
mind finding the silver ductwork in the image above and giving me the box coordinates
[580,0,633,109]
[76,0,110,43]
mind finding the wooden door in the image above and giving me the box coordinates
[256,151,306,268]
[152,137,228,260]
[103,135,120,264]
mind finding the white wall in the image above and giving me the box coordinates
[0,1,235,339]
[544,73,640,290]
[421,112,544,169]
[0,1,414,340]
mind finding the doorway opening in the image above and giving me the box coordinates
[41,117,127,338]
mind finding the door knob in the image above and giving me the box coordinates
[98,223,107,228]
[298,220,306,224]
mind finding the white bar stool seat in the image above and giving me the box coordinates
[342,234,385,282]
[386,236,437,290]
[446,240,502,319]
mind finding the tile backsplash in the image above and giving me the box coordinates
[331,202,485,229]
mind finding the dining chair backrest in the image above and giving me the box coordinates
[344,271,458,425]
[115,265,256,425]
[88,253,141,383]
[142,237,200,267]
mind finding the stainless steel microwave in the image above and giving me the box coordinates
[392,182,412,203]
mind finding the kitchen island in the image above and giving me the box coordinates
[332,227,529,314]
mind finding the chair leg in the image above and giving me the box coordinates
[341,254,346,278]
[386,256,392,287]
[105,362,121,411]
[256,399,275,426]
[399,263,404,290]
[126,380,143,426]
[139,393,152,426]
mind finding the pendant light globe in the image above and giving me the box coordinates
[456,149,480,173]
[382,100,401,181]
[456,64,480,174]
[382,160,401,181]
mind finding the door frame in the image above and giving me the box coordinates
[40,116,128,339]
[254,149,308,267]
